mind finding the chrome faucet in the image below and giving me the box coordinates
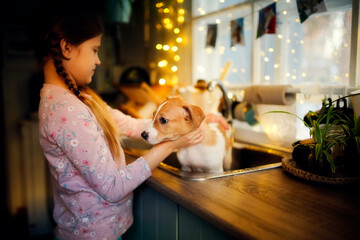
[207,80,233,122]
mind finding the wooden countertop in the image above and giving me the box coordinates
[145,166,360,240]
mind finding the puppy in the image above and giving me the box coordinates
[141,96,232,173]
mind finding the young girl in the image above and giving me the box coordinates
[32,2,228,240]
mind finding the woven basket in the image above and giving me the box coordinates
[282,157,360,185]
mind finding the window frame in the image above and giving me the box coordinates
[187,0,360,89]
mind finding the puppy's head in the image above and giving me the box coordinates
[141,96,205,144]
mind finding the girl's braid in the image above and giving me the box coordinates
[49,34,82,96]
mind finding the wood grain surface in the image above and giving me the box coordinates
[145,167,360,240]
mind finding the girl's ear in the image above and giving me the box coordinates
[60,39,72,59]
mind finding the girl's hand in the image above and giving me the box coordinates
[205,113,230,130]
[167,121,205,150]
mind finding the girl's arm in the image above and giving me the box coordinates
[108,106,150,138]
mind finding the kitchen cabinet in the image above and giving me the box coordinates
[125,185,233,240]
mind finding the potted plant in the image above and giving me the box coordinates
[268,97,360,178]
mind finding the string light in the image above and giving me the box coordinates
[158,60,168,67]
[159,78,166,85]
[156,44,163,50]
[153,0,185,86]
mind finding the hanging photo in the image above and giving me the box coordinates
[206,24,217,48]
[231,18,245,47]
[296,0,327,23]
[256,2,277,38]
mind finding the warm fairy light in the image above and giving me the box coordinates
[216,19,221,24]
[153,0,185,85]
[156,2,164,8]
[158,60,168,67]
[156,44,163,50]
[159,78,166,85]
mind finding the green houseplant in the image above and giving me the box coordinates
[268,97,360,178]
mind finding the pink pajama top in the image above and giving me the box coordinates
[38,84,152,240]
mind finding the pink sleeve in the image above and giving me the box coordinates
[109,107,151,138]
[46,100,152,202]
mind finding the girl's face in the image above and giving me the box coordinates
[62,35,102,86]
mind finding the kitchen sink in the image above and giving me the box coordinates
[122,137,291,181]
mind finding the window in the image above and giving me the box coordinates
[191,0,355,88]
[190,0,358,147]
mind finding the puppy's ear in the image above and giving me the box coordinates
[183,105,205,128]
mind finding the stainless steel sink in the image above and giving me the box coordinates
[122,137,291,181]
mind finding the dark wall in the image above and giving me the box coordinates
[0,0,147,238]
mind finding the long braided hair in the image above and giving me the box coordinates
[32,2,121,160]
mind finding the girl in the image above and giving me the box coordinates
[32,2,228,240]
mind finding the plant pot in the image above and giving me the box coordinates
[306,153,334,177]
[292,141,311,171]
[292,141,345,177]
[343,141,360,177]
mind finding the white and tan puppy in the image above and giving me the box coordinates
[141,96,232,173]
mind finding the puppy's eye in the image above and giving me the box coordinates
[159,117,168,124]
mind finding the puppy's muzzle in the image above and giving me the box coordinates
[141,131,149,141]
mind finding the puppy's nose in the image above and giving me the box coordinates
[141,131,149,140]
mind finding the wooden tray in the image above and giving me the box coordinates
[282,157,360,185]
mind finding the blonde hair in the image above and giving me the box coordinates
[51,42,121,160]
[33,6,121,160]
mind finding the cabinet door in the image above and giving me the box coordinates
[179,206,233,240]
[125,185,233,240]
[125,185,178,240]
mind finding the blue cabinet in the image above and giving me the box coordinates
[124,185,234,240]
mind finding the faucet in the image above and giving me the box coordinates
[207,80,233,123]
